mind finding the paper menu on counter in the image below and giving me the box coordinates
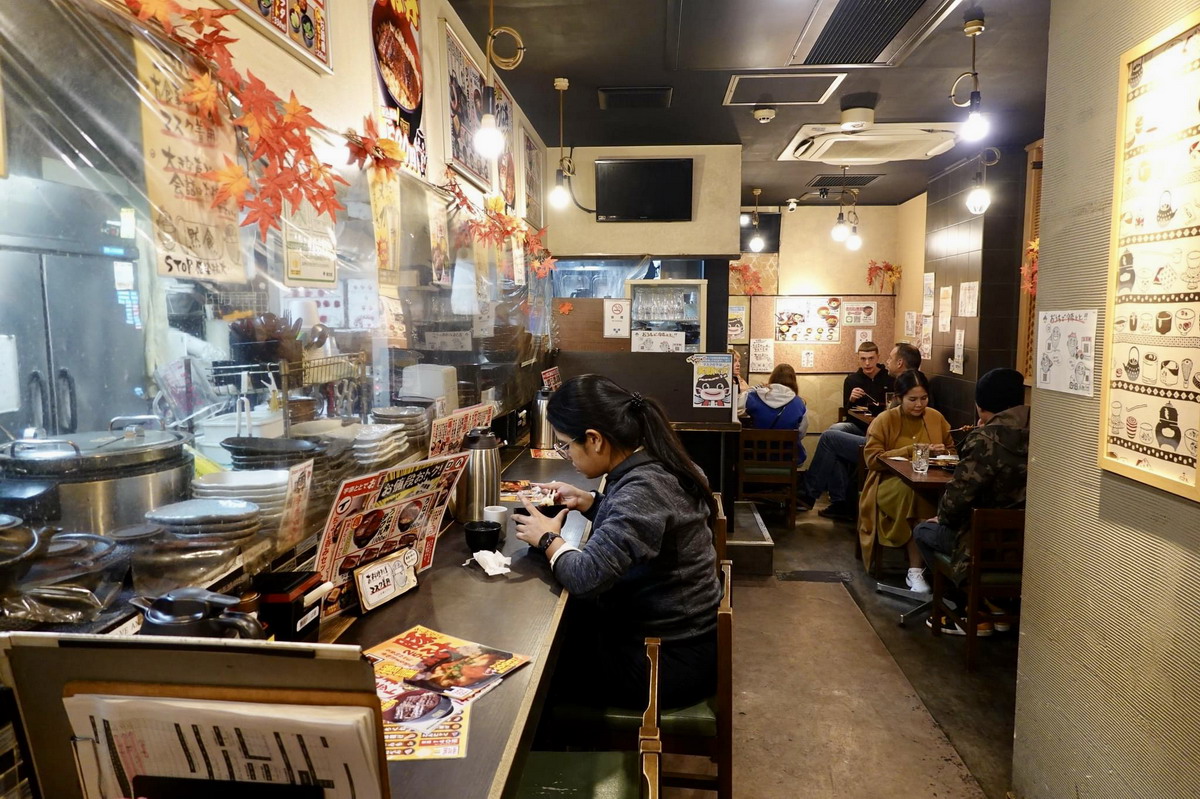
[383,705,469,761]
[428,402,495,458]
[63,694,382,799]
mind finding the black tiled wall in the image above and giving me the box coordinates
[924,148,1026,427]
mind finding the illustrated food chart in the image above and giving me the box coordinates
[773,297,842,343]
[1106,23,1200,485]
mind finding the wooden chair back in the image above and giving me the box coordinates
[837,406,849,423]
[639,638,662,799]
[737,429,799,527]
[711,492,727,564]
[715,560,733,799]
[968,508,1026,578]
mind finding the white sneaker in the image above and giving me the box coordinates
[906,568,931,595]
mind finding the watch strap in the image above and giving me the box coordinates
[538,531,561,552]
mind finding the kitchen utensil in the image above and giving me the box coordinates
[133,588,266,639]
[531,387,555,450]
[452,428,500,523]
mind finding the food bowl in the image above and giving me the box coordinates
[371,0,422,112]
[512,504,568,519]
[464,521,501,553]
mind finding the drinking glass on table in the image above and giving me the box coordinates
[911,442,930,474]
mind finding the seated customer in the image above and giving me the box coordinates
[742,363,809,464]
[859,370,955,591]
[804,342,923,519]
[914,368,1029,634]
[513,375,721,709]
[829,341,894,435]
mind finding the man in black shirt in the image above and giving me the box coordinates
[833,341,894,435]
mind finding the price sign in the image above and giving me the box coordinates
[354,549,419,612]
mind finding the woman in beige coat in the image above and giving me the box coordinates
[858,370,955,592]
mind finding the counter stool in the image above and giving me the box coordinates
[545,561,733,799]
[516,638,662,799]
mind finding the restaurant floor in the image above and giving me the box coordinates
[698,501,1017,799]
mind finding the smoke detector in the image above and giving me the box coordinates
[840,107,875,131]
[753,106,777,124]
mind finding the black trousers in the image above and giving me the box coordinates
[550,598,717,710]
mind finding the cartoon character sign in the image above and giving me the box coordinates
[689,354,734,409]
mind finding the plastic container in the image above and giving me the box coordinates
[194,409,285,466]
[402,364,458,412]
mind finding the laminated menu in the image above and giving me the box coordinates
[365,624,530,749]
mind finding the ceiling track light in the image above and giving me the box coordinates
[966,147,1001,215]
[748,188,765,252]
[950,17,989,143]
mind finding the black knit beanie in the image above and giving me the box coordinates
[975,368,1025,413]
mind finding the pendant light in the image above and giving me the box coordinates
[473,0,525,160]
[950,18,989,142]
[548,77,572,209]
[966,147,1001,215]
[830,166,850,242]
[747,188,765,252]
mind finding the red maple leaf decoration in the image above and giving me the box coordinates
[557,301,574,316]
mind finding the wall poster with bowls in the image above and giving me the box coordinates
[1099,9,1200,498]
[220,0,332,74]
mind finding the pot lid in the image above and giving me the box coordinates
[0,428,189,475]
[464,427,500,449]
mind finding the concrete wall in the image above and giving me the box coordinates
[543,144,742,257]
[1012,2,1200,797]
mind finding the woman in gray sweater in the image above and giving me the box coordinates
[515,374,721,708]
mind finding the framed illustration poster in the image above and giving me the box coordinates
[523,128,544,230]
[1099,9,1200,498]
[494,77,517,210]
[443,24,490,189]
[220,0,332,74]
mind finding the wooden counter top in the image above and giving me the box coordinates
[335,449,598,799]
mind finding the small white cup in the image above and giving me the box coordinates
[484,505,510,528]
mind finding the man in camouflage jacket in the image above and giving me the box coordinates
[914,368,1030,585]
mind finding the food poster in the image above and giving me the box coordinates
[631,330,685,352]
[280,201,338,287]
[369,166,403,284]
[383,706,470,761]
[428,402,495,458]
[842,301,877,326]
[228,0,331,73]
[133,42,245,282]
[774,297,842,343]
[749,338,774,373]
[728,302,749,344]
[316,452,469,619]
[1037,310,1097,397]
[938,286,953,332]
[689,354,733,408]
[371,0,427,178]
[923,273,936,314]
[523,128,544,229]
[444,25,490,189]
[1102,17,1200,491]
[495,78,517,210]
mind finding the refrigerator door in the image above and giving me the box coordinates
[43,255,147,433]
[0,251,51,436]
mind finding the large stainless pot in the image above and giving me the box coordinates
[0,418,192,535]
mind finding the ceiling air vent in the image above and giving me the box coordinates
[808,173,880,188]
[780,122,961,166]
[791,0,962,67]
[597,86,673,110]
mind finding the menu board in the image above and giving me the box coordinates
[1099,11,1200,497]
[774,297,842,343]
[133,42,244,282]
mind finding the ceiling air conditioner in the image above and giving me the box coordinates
[780,122,961,166]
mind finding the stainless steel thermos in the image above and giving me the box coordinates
[453,427,501,522]
[531,388,555,450]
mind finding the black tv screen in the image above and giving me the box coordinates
[595,158,693,222]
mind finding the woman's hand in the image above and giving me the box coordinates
[533,481,594,513]
[513,493,568,547]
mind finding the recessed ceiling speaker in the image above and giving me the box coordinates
[840,106,875,131]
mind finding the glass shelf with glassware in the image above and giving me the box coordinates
[625,279,707,352]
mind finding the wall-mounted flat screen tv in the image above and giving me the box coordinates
[594,158,693,222]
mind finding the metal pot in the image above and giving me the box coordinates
[452,428,501,523]
[0,418,192,534]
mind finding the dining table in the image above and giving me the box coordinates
[847,407,876,427]
[335,447,600,799]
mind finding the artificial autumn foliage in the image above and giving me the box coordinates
[728,262,764,295]
[1020,238,1039,297]
[442,174,556,279]
[866,259,902,292]
[557,301,574,316]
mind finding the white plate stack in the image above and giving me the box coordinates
[372,406,430,451]
[191,471,289,532]
[353,423,409,469]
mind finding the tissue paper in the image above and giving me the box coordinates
[463,550,512,576]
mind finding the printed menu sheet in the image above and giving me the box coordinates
[317,453,469,619]
[774,297,842,343]
[1037,310,1096,397]
[1102,17,1200,489]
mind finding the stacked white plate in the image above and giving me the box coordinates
[289,420,364,441]
[190,471,289,530]
[146,498,262,540]
[353,424,409,469]
[372,406,429,450]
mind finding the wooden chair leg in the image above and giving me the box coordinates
[965,585,979,670]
